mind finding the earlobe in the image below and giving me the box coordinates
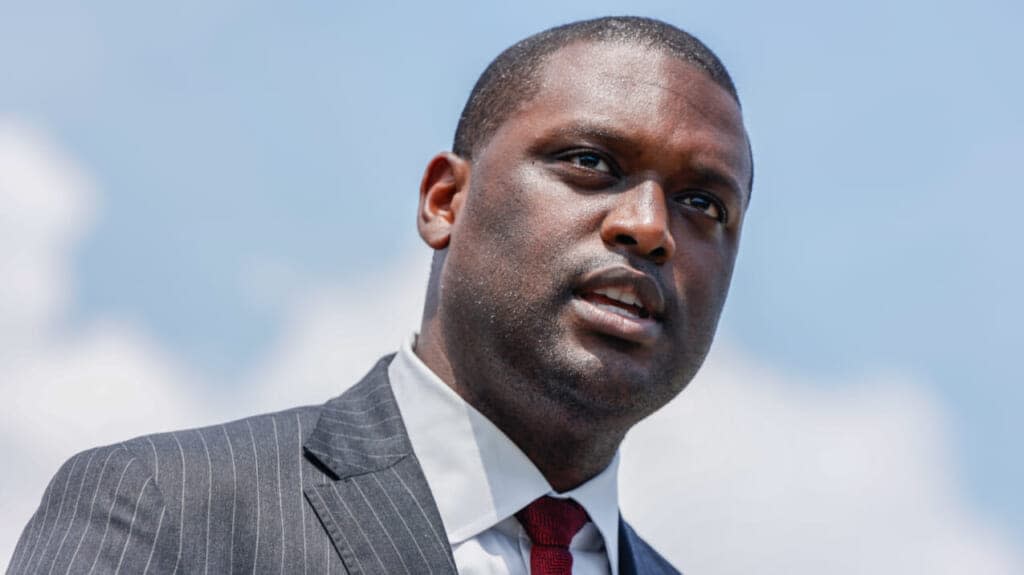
[417,152,470,250]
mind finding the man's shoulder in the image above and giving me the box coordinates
[119,403,325,470]
[10,399,365,575]
[66,354,398,489]
[11,356,408,575]
[41,403,325,488]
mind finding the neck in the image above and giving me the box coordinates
[415,323,627,492]
[481,402,625,492]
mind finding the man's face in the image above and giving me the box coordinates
[439,41,752,424]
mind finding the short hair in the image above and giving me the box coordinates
[452,16,742,160]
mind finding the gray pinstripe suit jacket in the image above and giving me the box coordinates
[9,356,679,574]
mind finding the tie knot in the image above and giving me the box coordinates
[516,496,589,548]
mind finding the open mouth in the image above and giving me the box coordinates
[579,287,651,319]
[572,284,662,346]
[570,265,665,345]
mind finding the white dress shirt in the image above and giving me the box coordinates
[388,336,620,575]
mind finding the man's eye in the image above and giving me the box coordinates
[677,193,726,223]
[564,152,613,174]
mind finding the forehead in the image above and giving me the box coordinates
[495,41,751,187]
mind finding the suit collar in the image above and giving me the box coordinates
[303,355,457,574]
[303,354,411,479]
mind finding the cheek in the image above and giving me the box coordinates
[465,169,586,262]
[673,240,738,314]
[449,194,554,299]
[461,167,535,242]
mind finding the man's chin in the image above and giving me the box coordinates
[542,337,682,414]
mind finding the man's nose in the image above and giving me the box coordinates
[599,181,676,264]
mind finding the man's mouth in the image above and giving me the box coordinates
[570,266,665,345]
[580,287,651,319]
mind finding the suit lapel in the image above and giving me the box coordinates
[619,517,640,575]
[619,517,681,575]
[303,356,457,575]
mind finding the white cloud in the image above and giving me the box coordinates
[620,351,1023,573]
[238,254,431,416]
[0,120,213,563]
[0,120,93,342]
[1,119,1020,573]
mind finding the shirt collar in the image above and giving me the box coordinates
[388,335,620,573]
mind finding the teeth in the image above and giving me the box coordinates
[594,302,640,318]
[594,287,644,309]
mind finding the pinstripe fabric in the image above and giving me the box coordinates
[301,358,457,575]
[9,355,678,574]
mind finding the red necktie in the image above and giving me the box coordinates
[515,496,590,575]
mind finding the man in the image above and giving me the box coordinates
[9,15,751,575]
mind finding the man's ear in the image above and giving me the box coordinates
[418,152,470,250]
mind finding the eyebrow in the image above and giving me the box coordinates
[546,124,636,151]
[688,164,745,202]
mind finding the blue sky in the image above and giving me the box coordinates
[2,0,1021,563]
